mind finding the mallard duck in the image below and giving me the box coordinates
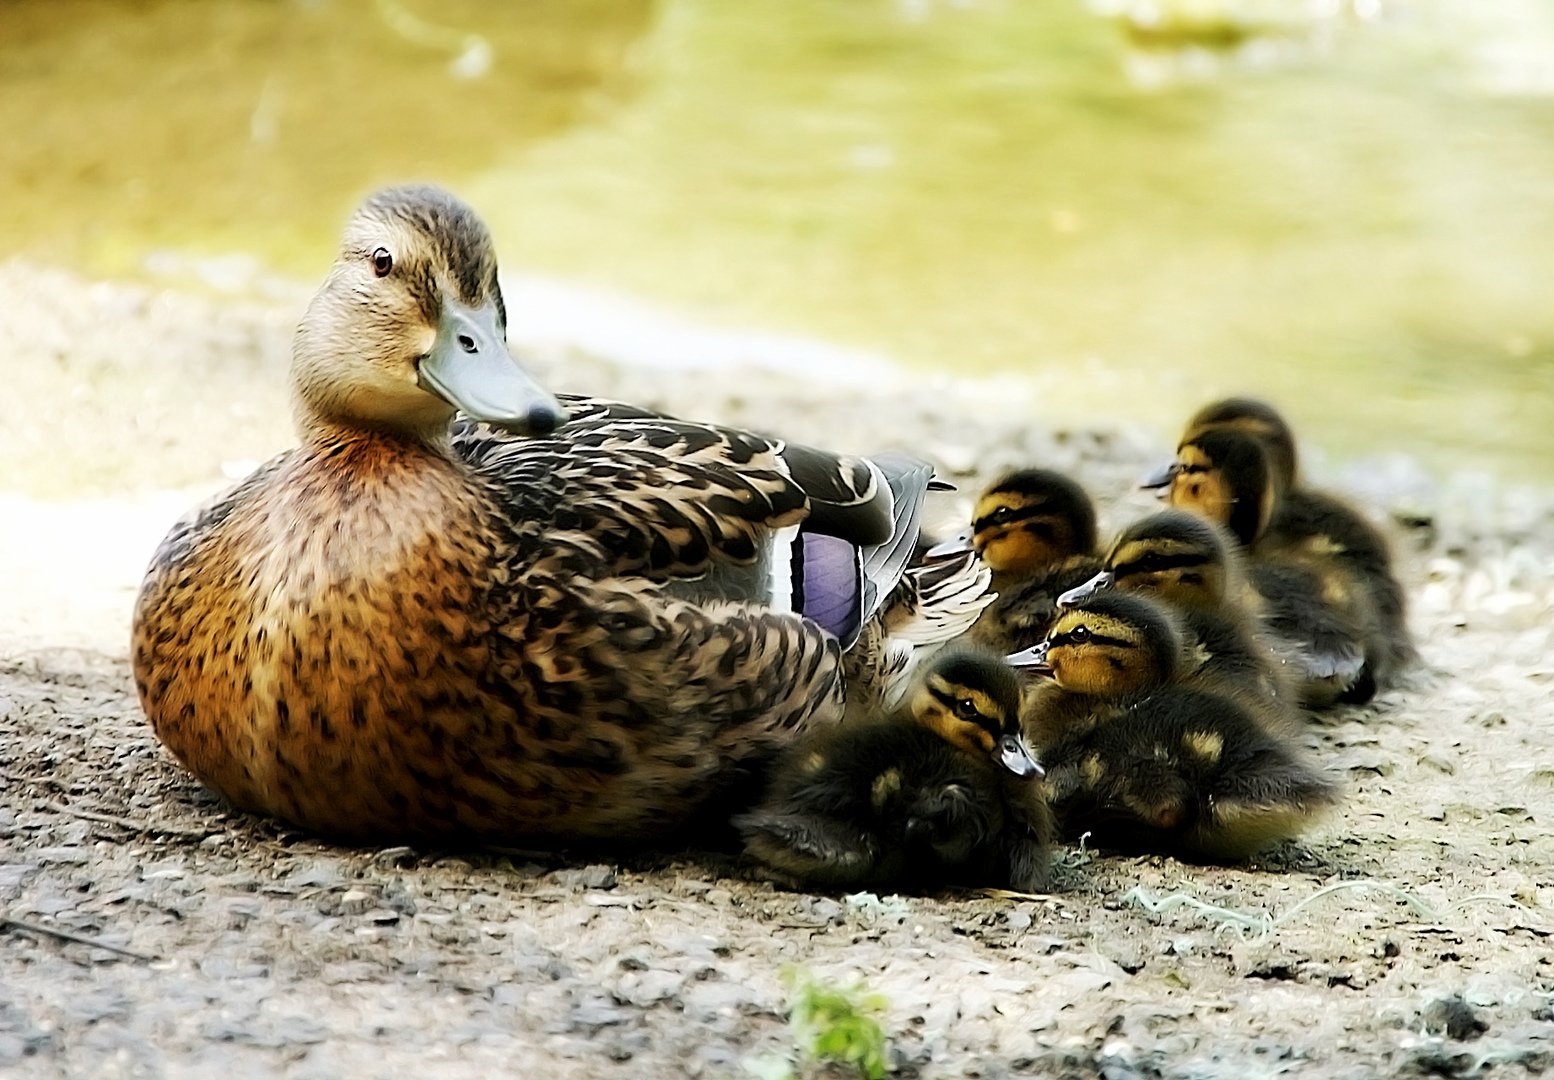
[131,185,988,844]
[1009,593,1335,860]
[927,468,1104,653]
[1057,509,1300,732]
[1142,399,1414,703]
[736,647,1052,892]
[1148,424,1411,704]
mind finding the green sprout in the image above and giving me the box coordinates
[785,971,891,1080]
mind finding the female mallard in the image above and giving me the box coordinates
[131,185,986,844]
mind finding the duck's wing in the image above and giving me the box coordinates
[454,415,925,642]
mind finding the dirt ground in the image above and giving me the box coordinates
[2,260,1553,1079]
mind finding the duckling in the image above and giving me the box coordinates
[928,468,1104,652]
[1009,594,1336,860]
[1150,425,1410,705]
[1145,399,1414,701]
[1140,395,1300,494]
[132,185,986,845]
[736,647,1052,893]
[1057,509,1301,733]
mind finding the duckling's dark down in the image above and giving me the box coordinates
[736,647,1052,893]
[1041,686,1337,862]
[1013,592,1335,860]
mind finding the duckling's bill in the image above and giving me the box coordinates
[417,299,567,436]
[1057,569,1113,607]
[924,529,975,558]
[1004,640,1051,675]
[999,733,1044,779]
[1137,460,1178,492]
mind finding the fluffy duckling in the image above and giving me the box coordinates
[737,648,1052,893]
[132,186,984,845]
[1010,594,1336,861]
[1057,509,1300,733]
[929,468,1104,653]
[1144,399,1414,702]
[1152,425,1410,704]
[1141,395,1300,493]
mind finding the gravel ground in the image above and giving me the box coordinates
[2,260,1553,1079]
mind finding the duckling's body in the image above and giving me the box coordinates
[934,469,1103,653]
[132,187,981,844]
[1153,409,1414,705]
[1059,509,1300,734]
[738,648,1051,893]
[1011,593,1334,859]
[1040,686,1336,861]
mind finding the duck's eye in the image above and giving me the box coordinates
[371,247,394,277]
[1069,625,1091,643]
[955,698,980,720]
[989,507,1015,526]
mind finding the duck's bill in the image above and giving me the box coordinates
[924,530,975,559]
[998,735,1044,779]
[1137,459,1179,492]
[1058,570,1113,607]
[1004,641,1052,677]
[418,299,568,436]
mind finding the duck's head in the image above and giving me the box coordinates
[909,647,1042,779]
[1141,397,1298,496]
[291,184,567,441]
[1008,592,1179,697]
[930,469,1096,573]
[1149,429,1277,547]
[1061,509,1238,612]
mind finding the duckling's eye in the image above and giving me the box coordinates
[371,247,394,277]
[955,698,980,720]
[1069,625,1091,643]
[988,508,1015,526]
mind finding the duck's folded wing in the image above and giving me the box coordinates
[454,415,898,587]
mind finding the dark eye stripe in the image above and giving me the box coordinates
[973,504,1053,532]
[1052,630,1134,650]
[1114,552,1209,576]
[928,687,1002,736]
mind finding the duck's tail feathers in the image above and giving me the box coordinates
[857,452,935,625]
[884,548,996,646]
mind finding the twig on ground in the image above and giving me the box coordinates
[44,799,215,841]
[1123,879,1529,941]
[1,914,158,963]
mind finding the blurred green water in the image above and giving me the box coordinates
[2,0,1552,478]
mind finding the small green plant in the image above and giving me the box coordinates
[785,971,891,1080]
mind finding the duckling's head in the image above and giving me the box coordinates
[1157,429,1278,546]
[1182,397,1299,491]
[942,469,1096,574]
[292,184,566,440]
[1009,592,1179,696]
[1061,510,1238,612]
[909,647,1041,778]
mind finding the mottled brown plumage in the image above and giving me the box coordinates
[132,186,974,844]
